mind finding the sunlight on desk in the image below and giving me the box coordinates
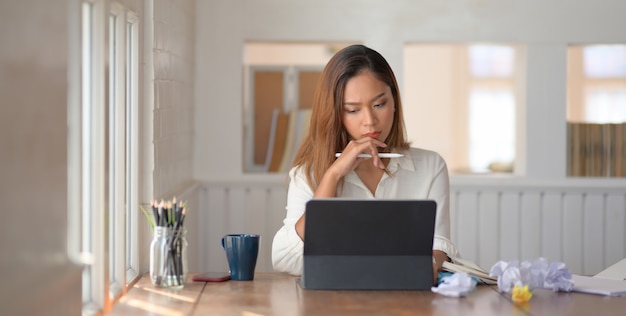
[109,274,204,316]
[109,273,626,316]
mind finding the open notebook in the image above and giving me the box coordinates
[442,257,497,285]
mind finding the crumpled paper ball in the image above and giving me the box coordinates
[431,272,477,297]
[489,257,574,294]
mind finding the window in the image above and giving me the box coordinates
[243,42,355,173]
[243,42,522,174]
[76,1,142,314]
[403,43,523,174]
[466,45,517,173]
[567,44,626,177]
[568,45,626,123]
[106,3,140,300]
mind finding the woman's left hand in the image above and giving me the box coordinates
[432,250,449,285]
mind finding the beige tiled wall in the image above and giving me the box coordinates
[152,0,196,198]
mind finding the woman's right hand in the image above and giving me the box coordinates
[330,136,388,177]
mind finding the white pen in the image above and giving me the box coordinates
[335,153,404,158]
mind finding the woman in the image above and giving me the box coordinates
[271,44,459,283]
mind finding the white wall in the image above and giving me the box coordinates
[403,44,459,170]
[192,0,626,273]
[194,0,626,181]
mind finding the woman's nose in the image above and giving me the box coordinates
[363,107,376,126]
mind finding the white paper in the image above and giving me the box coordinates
[570,274,626,296]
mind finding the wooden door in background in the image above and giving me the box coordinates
[298,71,321,109]
[253,71,284,165]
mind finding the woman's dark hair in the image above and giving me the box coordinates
[292,44,409,189]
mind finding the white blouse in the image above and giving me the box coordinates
[271,147,461,275]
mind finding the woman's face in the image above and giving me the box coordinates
[341,70,395,143]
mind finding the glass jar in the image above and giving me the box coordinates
[163,228,188,289]
[149,226,169,286]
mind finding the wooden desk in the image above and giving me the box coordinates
[109,273,626,316]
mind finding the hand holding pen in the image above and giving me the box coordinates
[332,133,398,173]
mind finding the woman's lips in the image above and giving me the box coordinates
[363,131,381,139]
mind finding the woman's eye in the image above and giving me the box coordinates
[345,109,358,114]
[374,101,386,108]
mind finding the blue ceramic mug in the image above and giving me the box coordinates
[221,234,260,281]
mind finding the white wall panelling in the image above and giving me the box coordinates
[450,180,626,275]
[197,179,626,276]
[198,181,288,274]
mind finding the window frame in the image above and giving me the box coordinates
[107,1,127,300]
[80,0,108,313]
[125,9,140,285]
